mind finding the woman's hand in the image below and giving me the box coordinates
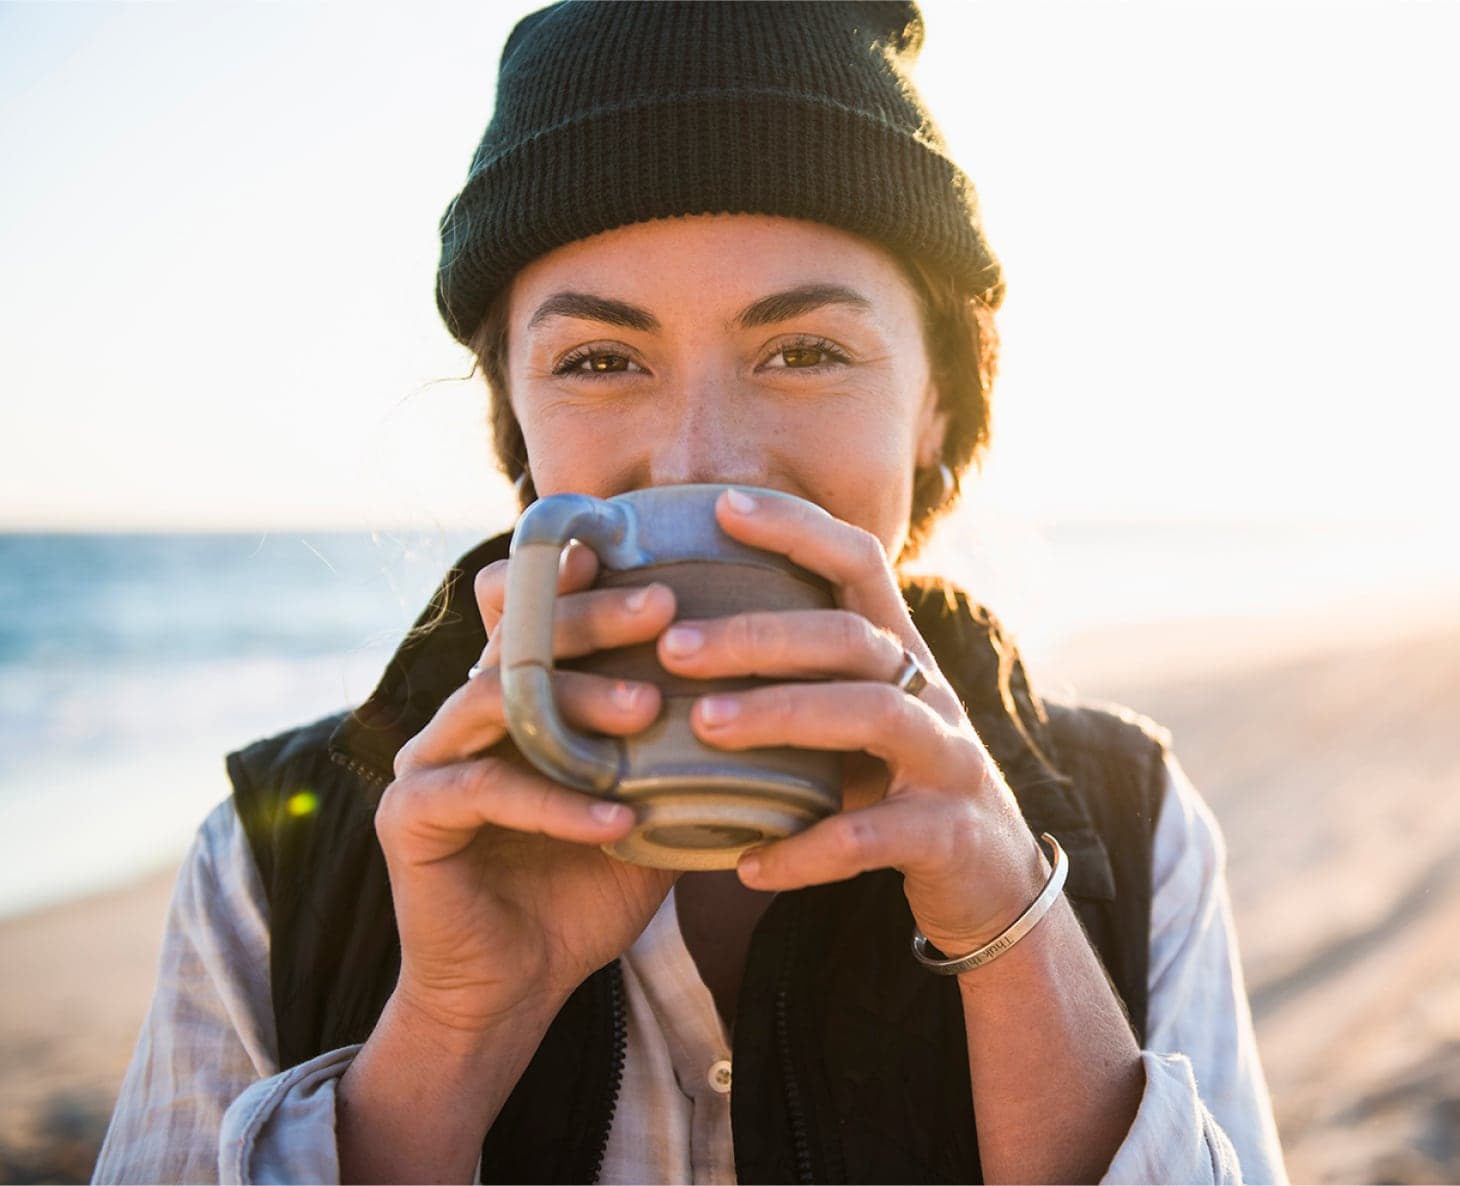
[375,543,679,1035]
[657,488,1049,959]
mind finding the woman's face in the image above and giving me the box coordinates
[504,214,946,559]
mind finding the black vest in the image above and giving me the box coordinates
[228,532,1168,1184]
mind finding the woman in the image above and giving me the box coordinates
[94,3,1285,1183]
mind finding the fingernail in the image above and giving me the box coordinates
[725,488,757,515]
[625,585,654,613]
[611,681,642,711]
[591,801,630,824]
[738,853,762,881]
[699,695,739,726]
[663,625,703,656]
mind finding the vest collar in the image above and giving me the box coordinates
[328,532,511,792]
[327,531,1114,899]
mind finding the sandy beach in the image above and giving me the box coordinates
[0,867,175,1183]
[1039,594,1460,1185]
[3,594,1458,1184]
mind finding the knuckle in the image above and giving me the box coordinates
[721,612,758,666]
[392,739,419,781]
[374,777,412,839]
[748,612,787,663]
[934,803,981,871]
[871,684,907,733]
[445,758,491,804]
[835,611,872,658]
[474,561,510,632]
[579,590,624,649]
[768,682,797,722]
[469,662,501,697]
[525,781,558,832]
[833,813,878,868]
[474,559,508,604]
[847,526,888,576]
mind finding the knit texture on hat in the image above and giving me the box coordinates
[436,0,1004,345]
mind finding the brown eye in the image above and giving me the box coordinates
[762,336,851,372]
[781,345,825,368]
[552,347,643,377]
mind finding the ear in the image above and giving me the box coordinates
[914,377,949,469]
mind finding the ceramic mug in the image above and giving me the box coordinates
[499,484,841,870]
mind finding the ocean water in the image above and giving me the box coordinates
[2,519,1456,919]
[0,529,482,920]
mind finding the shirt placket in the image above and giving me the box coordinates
[627,891,738,1185]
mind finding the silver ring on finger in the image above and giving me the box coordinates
[890,647,929,698]
[467,662,485,681]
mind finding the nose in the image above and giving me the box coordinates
[646,374,769,489]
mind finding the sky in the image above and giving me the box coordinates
[2,0,1457,532]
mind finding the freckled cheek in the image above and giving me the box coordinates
[514,402,634,492]
[814,465,913,540]
[787,416,916,536]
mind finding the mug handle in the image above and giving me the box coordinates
[499,493,642,792]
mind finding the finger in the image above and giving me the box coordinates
[377,755,636,857]
[734,793,953,891]
[474,540,601,638]
[473,551,673,675]
[688,681,965,783]
[658,608,904,682]
[713,488,916,637]
[547,581,677,660]
[736,796,1048,956]
[395,667,662,777]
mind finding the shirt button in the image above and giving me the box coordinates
[707,1058,733,1094]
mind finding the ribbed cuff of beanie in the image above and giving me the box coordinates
[436,90,1003,343]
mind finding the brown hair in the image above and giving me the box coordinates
[466,255,1000,564]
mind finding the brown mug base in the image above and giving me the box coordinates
[604,780,835,871]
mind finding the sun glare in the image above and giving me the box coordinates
[0,2,1455,530]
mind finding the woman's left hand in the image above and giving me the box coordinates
[655,487,1050,959]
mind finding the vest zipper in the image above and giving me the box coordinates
[776,903,815,1184]
[588,960,628,1183]
[327,747,390,791]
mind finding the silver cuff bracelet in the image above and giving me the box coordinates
[911,832,1069,975]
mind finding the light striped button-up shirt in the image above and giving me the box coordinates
[92,754,1287,1185]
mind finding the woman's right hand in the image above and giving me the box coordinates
[374,541,679,1036]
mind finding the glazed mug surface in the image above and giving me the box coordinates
[499,483,840,870]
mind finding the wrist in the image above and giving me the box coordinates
[387,976,567,1062]
[914,827,1051,959]
[339,979,563,1184]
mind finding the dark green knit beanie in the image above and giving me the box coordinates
[435,0,1004,346]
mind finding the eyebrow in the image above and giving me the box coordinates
[527,292,659,333]
[525,283,874,334]
[735,283,874,328]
